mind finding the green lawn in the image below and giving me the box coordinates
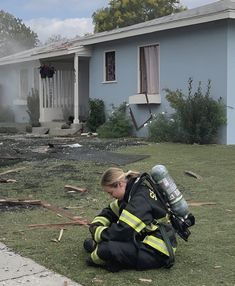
[0,142,235,286]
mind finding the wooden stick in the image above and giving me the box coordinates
[0,198,41,205]
[0,167,26,176]
[28,220,89,229]
[188,201,216,207]
[64,184,87,193]
[40,200,89,222]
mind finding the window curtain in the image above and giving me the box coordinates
[140,45,159,94]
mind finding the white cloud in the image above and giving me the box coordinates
[25,17,94,43]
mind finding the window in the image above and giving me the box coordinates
[105,51,116,82]
[139,45,159,94]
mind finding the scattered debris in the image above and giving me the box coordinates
[0,198,41,205]
[28,221,88,229]
[91,277,104,283]
[184,170,202,180]
[64,143,82,148]
[40,201,87,221]
[0,167,26,176]
[64,206,84,210]
[64,184,88,193]
[81,132,98,137]
[0,178,17,183]
[51,228,64,243]
[188,201,216,207]
[139,278,152,283]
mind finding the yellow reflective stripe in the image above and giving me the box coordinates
[119,209,146,233]
[91,216,110,226]
[94,226,108,243]
[109,199,120,217]
[143,235,176,257]
[155,215,170,224]
[91,246,106,265]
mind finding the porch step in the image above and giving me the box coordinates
[40,121,66,129]
[33,121,83,136]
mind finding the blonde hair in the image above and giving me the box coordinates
[100,167,140,187]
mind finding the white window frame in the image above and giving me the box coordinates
[137,43,160,94]
[103,50,117,83]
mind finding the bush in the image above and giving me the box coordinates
[164,78,226,144]
[0,106,15,122]
[86,99,105,132]
[97,102,132,138]
[148,113,186,143]
[27,88,40,127]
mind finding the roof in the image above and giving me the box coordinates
[0,0,234,66]
[80,0,235,45]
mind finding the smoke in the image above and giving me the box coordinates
[25,17,93,44]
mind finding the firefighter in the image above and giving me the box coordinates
[83,167,177,272]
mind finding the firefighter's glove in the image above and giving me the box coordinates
[89,223,102,238]
[89,223,108,243]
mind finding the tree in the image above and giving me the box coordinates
[0,10,39,57]
[44,34,68,45]
[92,0,186,32]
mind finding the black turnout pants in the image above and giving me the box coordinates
[97,240,167,270]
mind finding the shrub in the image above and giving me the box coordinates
[148,113,186,143]
[164,78,226,144]
[86,98,105,132]
[97,102,132,138]
[27,88,40,127]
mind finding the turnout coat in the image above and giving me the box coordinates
[89,178,177,270]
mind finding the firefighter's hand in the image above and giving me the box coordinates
[89,223,101,237]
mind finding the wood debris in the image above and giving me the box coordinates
[0,178,17,183]
[28,221,88,229]
[51,228,64,243]
[64,184,88,193]
[0,167,26,176]
[0,198,41,205]
[40,200,88,221]
[188,201,216,207]
[184,170,202,180]
[139,278,152,283]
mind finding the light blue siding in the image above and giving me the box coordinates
[227,20,235,145]
[89,20,232,143]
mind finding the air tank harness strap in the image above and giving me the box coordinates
[158,223,175,268]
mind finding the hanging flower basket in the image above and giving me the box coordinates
[39,64,55,78]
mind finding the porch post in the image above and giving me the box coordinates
[39,73,44,122]
[73,53,79,123]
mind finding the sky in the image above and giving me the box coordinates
[0,0,218,43]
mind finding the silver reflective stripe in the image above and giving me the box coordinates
[92,216,110,226]
[110,199,120,217]
[119,209,146,233]
[143,235,176,256]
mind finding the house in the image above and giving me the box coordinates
[0,0,235,144]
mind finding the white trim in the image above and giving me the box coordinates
[129,93,161,104]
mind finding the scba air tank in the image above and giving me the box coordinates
[150,165,189,218]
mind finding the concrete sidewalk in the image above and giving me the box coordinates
[0,242,83,286]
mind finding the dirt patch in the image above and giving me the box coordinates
[0,134,149,167]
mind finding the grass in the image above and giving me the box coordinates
[0,142,235,286]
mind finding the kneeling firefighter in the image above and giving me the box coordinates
[83,165,195,272]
